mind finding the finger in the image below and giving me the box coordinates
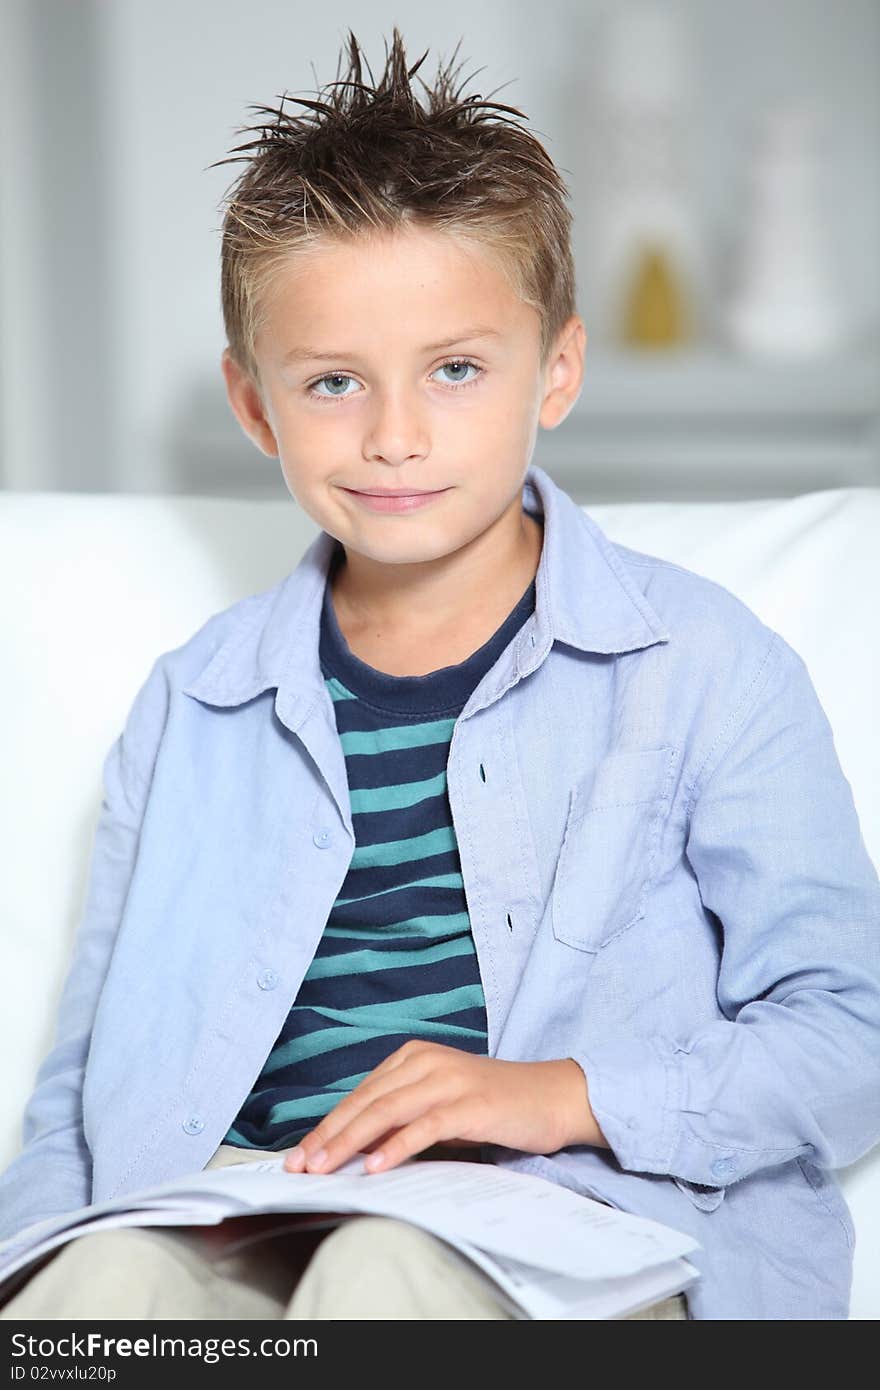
[362,1105,470,1174]
[286,1051,437,1168]
[285,1125,401,1172]
[299,1080,450,1174]
[282,1081,393,1168]
[283,1090,386,1167]
[368,1041,426,1075]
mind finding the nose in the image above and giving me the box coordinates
[363,383,429,466]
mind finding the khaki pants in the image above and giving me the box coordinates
[0,1144,688,1320]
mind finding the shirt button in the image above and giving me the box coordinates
[257,968,279,990]
[183,1116,204,1136]
[711,1156,737,1179]
[313,827,331,848]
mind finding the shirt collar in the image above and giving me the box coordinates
[182,462,670,723]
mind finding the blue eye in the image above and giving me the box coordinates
[306,359,484,404]
[433,359,481,387]
[310,373,357,400]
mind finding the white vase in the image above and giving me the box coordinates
[724,105,846,359]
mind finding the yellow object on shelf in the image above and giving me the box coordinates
[620,242,694,349]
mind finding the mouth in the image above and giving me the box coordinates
[340,486,451,513]
[344,487,445,496]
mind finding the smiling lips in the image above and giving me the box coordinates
[342,487,450,513]
[354,486,438,495]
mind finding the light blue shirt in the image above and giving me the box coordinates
[1,462,878,1319]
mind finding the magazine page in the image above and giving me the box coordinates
[0,1154,701,1318]
[155,1155,700,1279]
[442,1239,700,1320]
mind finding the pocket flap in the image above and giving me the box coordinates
[574,745,676,819]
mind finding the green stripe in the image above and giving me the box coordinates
[305,934,475,980]
[340,718,456,756]
[326,1070,373,1091]
[326,676,357,702]
[267,1015,486,1073]
[263,987,487,1073]
[349,825,456,871]
[349,770,447,814]
[323,910,472,941]
[267,1090,358,1125]
[334,872,462,907]
[222,1125,254,1146]
[227,1071,376,1140]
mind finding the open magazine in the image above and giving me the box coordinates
[0,1154,700,1320]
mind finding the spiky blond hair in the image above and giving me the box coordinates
[209,26,577,386]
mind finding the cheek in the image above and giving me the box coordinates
[465,384,532,439]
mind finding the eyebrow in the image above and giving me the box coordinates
[281,325,503,365]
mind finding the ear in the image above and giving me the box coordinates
[220,348,279,458]
[538,316,587,431]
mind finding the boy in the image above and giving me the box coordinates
[1,27,879,1321]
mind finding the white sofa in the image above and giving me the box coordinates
[2,482,879,1317]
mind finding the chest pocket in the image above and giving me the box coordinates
[551,744,676,954]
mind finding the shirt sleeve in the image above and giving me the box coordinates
[568,632,880,1191]
[0,656,169,1251]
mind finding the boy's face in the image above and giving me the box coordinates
[222,225,585,571]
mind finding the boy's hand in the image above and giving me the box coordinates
[281,1042,608,1176]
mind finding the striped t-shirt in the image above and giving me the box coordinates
[223,541,538,1150]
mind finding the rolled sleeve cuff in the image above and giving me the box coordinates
[570,1034,681,1175]
[571,1034,764,1189]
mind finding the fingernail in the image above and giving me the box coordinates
[309,1148,327,1170]
[285,1146,305,1169]
[364,1151,385,1171]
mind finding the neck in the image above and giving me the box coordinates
[330,498,543,640]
